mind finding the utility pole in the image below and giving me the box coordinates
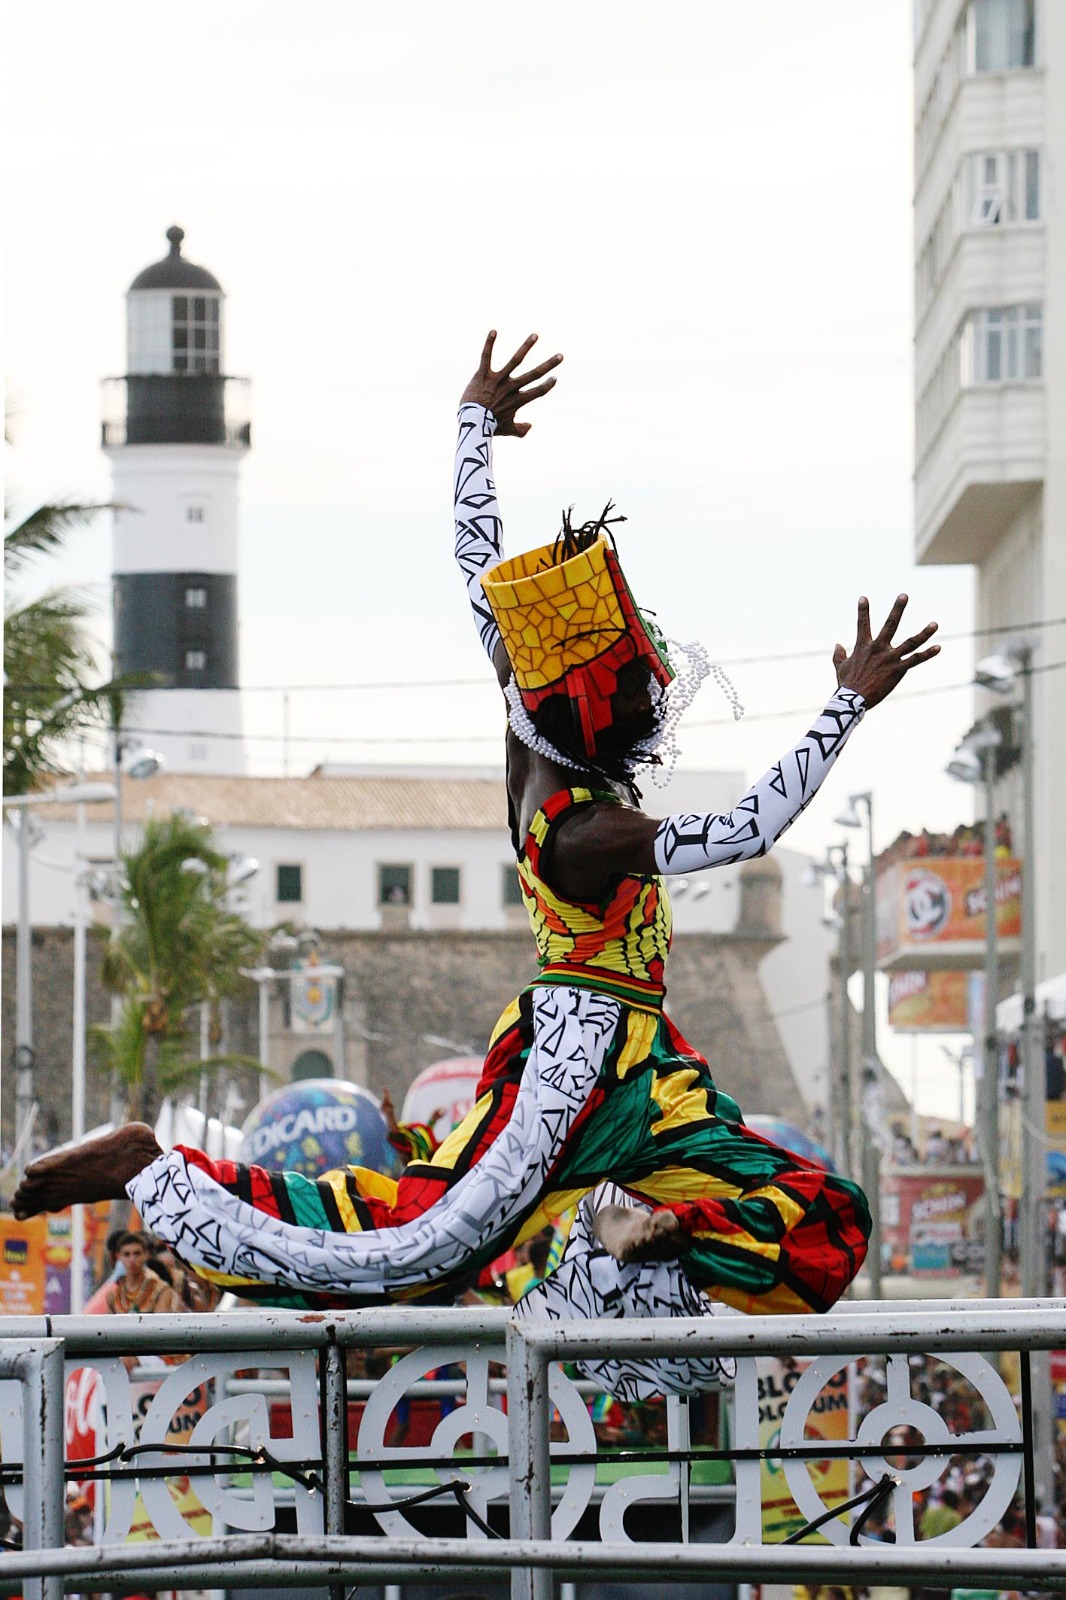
[980,737,1002,1300]
[837,844,853,1179]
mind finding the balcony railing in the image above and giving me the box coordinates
[100,374,251,449]
[0,1300,1063,1600]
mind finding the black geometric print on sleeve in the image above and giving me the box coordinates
[652,689,865,876]
[454,404,505,660]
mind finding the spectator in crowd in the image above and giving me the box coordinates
[105,1231,187,1372]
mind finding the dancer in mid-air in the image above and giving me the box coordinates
[14,334,938,1394]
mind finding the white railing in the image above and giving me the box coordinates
[1,1299,1064,1600]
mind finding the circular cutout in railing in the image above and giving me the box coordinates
[777,1352,1021,1547]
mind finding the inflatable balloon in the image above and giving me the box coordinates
[745,1115,837,1173]
[240,1079,401,1180]
[402,1057,482,1142]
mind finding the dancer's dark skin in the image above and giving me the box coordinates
[14,334,941,1257]
[13,1123,162,1220]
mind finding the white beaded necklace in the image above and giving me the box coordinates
[503,639,744,786]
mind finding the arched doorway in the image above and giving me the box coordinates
[291,1048,334,1082]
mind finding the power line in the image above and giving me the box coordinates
[8,616,1066,700]
[234,612,1066,691]
[106,655,1066,748]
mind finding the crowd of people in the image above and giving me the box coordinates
[889,1122,980,1167]
[853,1355,1066,1558]
[876,817,1014,870]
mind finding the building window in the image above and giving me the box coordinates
[970,152,1007,223]
[276,863,303,903]
[1023,149,1041,220]
[172,294,221,374]
[185,586,207,608]
[968,0,1035,72]
[188,742,208,761]
[185,649,206,671]
[966,149,1041,226]
[917,149,1042,324]
[962,304,1043,385]
[502,865,524,908]
[186,506,205,523]
[431,866,461,906]
[378,864,412,907]
[918,4,1034,178]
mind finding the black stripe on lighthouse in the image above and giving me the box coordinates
[114,572,238,690]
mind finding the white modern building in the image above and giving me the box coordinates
[913,0,1066,982]
[102,226,250,774]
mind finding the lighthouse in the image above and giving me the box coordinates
[102,226,250,774]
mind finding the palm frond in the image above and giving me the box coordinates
[159,1055,279,1095]
[102,813,266,1115]
[4,502,114,576]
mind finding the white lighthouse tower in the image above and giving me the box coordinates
[102,226,249,774]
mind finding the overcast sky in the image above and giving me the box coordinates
[6,2,983,1116]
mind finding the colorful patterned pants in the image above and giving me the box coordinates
[130,985,870,1322]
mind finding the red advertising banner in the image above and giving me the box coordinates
[881,1170,986,1276]
[876,856,1021,971]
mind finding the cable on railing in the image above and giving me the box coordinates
[783,1473,899,1546]
[0,1432,1018,1488]
[0,1439,502,1541]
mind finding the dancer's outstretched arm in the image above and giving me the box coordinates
[453,332,562,684]
[652,685,866,872]
[551,594,940,894]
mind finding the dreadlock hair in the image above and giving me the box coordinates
[532,687,662,788]
[545,502,627,566]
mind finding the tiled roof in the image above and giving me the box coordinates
[33,772,510,832]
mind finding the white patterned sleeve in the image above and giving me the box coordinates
[454,402,504,661]
[653,689,866,874]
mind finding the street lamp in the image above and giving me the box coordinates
[836,790,883,1299]
[946,721,1002,1299]
[241,931,344,1101]
[3,780,118,1173]
[111,738,163,878]
[193,855,261,1113]
[975,644,1053,1515]
[975,647,1041,1296]
[804,843,852,1175]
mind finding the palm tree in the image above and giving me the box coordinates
[98,812,264,1125]
[4,500,120,796]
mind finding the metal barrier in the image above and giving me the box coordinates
[0,1298,1064,1599]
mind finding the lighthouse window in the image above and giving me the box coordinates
[185,650,206,671]
[185,507,205,523]
[171,293,221,375]
[185,587,207,608]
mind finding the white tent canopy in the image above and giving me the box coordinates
[997,971,1066,1032]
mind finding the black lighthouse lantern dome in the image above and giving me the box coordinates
[126,226,222,379]
[129,226,222,293]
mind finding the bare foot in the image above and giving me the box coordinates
[593,1204,689,1265]
[12,1124,163,1220]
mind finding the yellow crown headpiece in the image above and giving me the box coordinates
[482,531,673,759]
